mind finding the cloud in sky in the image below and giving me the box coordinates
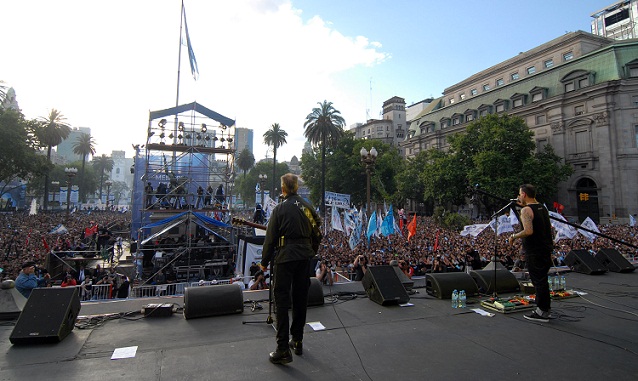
[1,0,388,162]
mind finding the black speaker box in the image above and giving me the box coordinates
[362,266,410,306]
[426,272,479,299]
[595,248,635,273]
[307,277,324,307]
[565,249,607,275]
[10,287,81,345]
[183,284,244,319]
[470,270,521,294]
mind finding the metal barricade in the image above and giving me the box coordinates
[90,284,112,300]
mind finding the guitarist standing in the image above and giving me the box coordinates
[261,173,322,365]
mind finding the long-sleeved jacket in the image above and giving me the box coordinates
[261,193,321,268]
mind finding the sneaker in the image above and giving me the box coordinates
[289,340,303,355]
[269,349,293,365]
[524,311,549,323]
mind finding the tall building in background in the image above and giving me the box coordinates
[350,96,409,155]
[591,0,638,39]
[57,127,91,164]
[109,150,134,206]
[234,127,253,155]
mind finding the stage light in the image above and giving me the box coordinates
[168,133,174,139]
[158,119,167,128]
[178,121,185,131]
[201,123,207,133]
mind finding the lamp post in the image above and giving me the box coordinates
[105,180,113,210]
[360,147,378,215]
[259,174,267,207]
[64,167,78,219]
[51,181,60,210]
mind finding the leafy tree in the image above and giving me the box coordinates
[263,123,287,196]
[91,154,114,201]
[0,109,50,200]
[37,109,71,210]
[72,133,96,202]
[236,148,255,179]
[420,148,467,207]
[443,113,571,213]
[110,180,130,206]
[303,100,346,218]
[396,150,429,206]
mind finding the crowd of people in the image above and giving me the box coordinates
[3,208,637,292]
[315,215,638,280]
[1,210,131,286]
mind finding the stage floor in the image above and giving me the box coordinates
[1,270,637,380]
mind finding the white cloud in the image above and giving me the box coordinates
[0,1,388,163]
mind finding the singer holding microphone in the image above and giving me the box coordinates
[508,184,554,323]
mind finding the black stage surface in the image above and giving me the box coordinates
[1,270,637,381]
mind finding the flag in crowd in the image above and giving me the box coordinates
[433,230,440,251]
[553,201,565,214]
[460,223,490,237]
[366,211,378,241]
[407,214,417,241]
[508,208,519,225]
[578,217,600,243]
[49,224,69,235]
[490,214,514,235]
[380,205,395,237]
[331,207,344,232]
[548,210,578,242]
[630,214,636,227]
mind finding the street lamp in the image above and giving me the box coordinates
[259,174,268,207]
[64,167,78,219]
[51,181,60,210]
[105,180,113,210]
[360,147,378,215]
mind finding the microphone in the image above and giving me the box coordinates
[509,199,520,202]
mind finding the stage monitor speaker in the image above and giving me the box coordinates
[10,287,80,345]
[565,249,607,275]
[184,284,244,319]
[470,270,520,294]
[425,272,479,299]
[483,261,506,271]
[362,266,410,306]
[307,277,324,307]
[391,265,415,292]
[595,248,635,273]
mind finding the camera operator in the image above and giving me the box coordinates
[15,261,50,298]
[353,255,368,281]
[248,270,269,290]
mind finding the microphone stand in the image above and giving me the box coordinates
[489,200,517,298]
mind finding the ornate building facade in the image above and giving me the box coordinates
[400,31,638,223]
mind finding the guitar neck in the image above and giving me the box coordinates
[232,218,267,230]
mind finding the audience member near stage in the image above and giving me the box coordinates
[353,254,368,281]
[398,259,414,279]
[15,261,50,298]
[315,261,334,285]
[248,270,269,290]
[61,274,77,287]
[249,261,260,277]
[80,276,93,300]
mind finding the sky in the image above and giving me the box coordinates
[1,0,614,163]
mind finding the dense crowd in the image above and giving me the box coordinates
[316,216,638,278]
[1,210,130,281]
[3,209,637,285]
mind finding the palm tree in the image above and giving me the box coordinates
[263,123,288,197]
[236,148,255,179]
[92,154,114,203]
[72,133,96,202]
[38,109,71,210]
[303,100,345,221]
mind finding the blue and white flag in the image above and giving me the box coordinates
[630,214,636,227]
[49,224,69,234]
[380,205,395,237]
[366,211,377,241]
[578,217,600,243]
[183,4,199,80]
[343,209,355,236]
[496,214,514,235]
[331,206,344,232]
[509,208,519,225]
[460,224,489,237]
[548,210,577,241]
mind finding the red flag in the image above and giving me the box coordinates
[433,230,440,252]
[42,237,50,252]
[407,214,417,241]
[553,201,564,214]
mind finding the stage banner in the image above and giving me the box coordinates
[325,191,350,208]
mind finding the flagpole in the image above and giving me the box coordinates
[172,0,185,170]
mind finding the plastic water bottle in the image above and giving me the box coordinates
[560,275,566,291]
[548,276,553,291]
[554,275,560,291]
[459,290,466,308]
[451,289,459,308]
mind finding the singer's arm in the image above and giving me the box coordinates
[508,206,534,245]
